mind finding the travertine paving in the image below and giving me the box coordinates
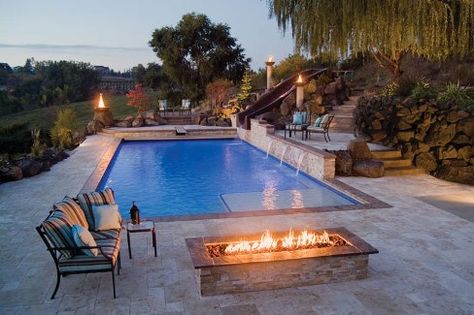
[1,135,473,314]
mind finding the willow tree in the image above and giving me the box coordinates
[268,0,474,79]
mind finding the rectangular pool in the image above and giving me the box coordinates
[99,139,358,218]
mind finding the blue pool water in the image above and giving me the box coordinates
[99,139,357,217]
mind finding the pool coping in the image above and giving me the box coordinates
[80,135,392,221]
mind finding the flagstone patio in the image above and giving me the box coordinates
[1,134,473,314]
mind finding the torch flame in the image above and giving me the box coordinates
[267,56,273,63]
[98,93,106,108]
[296,74,303,84]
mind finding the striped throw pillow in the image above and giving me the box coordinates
[42,211,76,258]
[77,188,116,230]
[313,116,323,127]
[54,197,89,230]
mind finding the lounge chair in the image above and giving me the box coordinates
[284,111,310,140]
[306,114,334,142]
[36,188,122,299]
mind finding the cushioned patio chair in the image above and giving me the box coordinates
[284,111,311,140]
[36,188,122,299]
[306,114,335,142]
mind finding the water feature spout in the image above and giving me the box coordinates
[280,145,288,165]
[296,152,306,175]
[266,140,274,158]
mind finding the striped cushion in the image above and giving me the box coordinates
[77,188,116,230]
[58,237,121,273]
[54,197,89,229]
[90,229,121,241]
[42,211,76,258]
[320,114,330,127]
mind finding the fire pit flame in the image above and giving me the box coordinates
[221,229,336,256]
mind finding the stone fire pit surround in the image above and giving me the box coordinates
[186,227,378,296]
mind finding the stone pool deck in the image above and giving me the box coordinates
[1,134,474,314]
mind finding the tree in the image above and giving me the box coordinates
[206,79,234,109]
[126,84,152,114]
[149,13,250,102]
[236,70,253,108]
[268,0,474,80]
[273,54,322,81]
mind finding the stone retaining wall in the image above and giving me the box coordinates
[238,119,335,180]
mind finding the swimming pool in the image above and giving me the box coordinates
[99,139,358,217]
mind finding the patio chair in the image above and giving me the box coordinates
[158,99,168,116]
[306,114,335,142]
[36,189,122,299]
[284,110,311,140]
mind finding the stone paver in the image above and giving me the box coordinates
[1,134,474,314]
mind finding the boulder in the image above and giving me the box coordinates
[437,146,458,160]
[415,152,438,172]
[371,120,382,130]
[131,116,144,128]
[371,131,387,142]
[437,165,474,185]
[331,150,353,176]
[86,120,104,135]
[397,120,412,130]
[124,115,135,122]
[155,115,168,125]
[425,123,456,146]
[347,139,372,160]
[115,120,132,128]
[447,110,470,123]
[457,146,474,162]
[216,118,230,127]
[72,130,86,145]
[452,134,471,145]
[0,165,23,182]
[16,158,42,177]
[324,82,338,95]
[352,159,384,178]
[144,110,158,121]
[144,119,160,126]
[456,117,474,137]
[397,130,415,142]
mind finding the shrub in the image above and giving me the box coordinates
[30,128,46,157]
[410,81,438,100]
[50,108,75,150]
[397,76,417,97]
[437,82,474,111]
[380,81,399,97]
[0,123,31,154]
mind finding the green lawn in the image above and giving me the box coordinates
[0,95,136,132]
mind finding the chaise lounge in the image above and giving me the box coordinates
[36,188,122,299]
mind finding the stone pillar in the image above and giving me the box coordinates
[265,58,275,91]
[295,75,305,110]
[93,93,114,127]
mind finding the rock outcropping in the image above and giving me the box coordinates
[354,96,474,185]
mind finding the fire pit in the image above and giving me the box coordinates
[186,227,378,296]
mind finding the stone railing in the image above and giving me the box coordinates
[238,119,335,180]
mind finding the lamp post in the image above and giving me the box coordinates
[265,56,275,91]
[295,74,305,110]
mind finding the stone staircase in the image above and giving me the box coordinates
[329,95,360,133]
[371,150,426,176]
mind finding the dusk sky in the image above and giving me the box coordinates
[0,0,295,71]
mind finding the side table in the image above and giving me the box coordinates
[126,221,157,259]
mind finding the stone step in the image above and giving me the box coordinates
[333,108,355,115]
[384,166,426,176]
[341,101,358,106]
[371,150,402,159]
[378,158,413,169]
[348,95,361,101]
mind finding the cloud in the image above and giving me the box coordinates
[0,43,149,52]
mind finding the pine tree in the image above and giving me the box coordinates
[236,70,253,107]
[268,0,474,80]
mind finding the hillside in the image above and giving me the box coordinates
[0,95,135,132]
